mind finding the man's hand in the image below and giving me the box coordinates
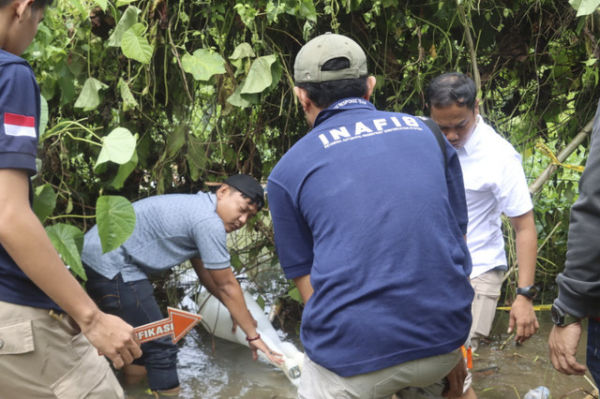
[548,322,586,375]
[81,311,142,369]
[442,357,467,398]
[507,295,539,344]
[248,338,284,365]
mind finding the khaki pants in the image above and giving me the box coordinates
[469,269,504,351]
[0,301,124,399]
[297,349,462,399]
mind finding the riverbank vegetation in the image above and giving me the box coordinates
[30,0,600,321]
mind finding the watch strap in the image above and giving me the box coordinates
[516,284,538,300]
[561,312,582,327]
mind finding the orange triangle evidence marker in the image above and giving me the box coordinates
[133,307,202,344]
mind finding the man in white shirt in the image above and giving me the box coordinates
[426,72,539,398]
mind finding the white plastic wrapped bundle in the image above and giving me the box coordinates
[197,290,304,387]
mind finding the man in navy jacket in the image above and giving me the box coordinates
[267,32,474,398]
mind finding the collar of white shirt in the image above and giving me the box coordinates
[459,114,483,156]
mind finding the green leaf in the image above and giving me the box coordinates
[96,195,136,253]
[268,58,283,91]
[39,95,49,140]
[110,151,138,190]
[116,0,137,6]
[256,294,265,309]
[181,49,226,81]
[230,42,255,60]
[185,136,207,181]
[298,0,317,22]
[57,63,76,105]
[118,78,139,111]
[94,0,108,11]
[226,85,253,108]
[33,184,57,223]
[74,77,108,111]
[46,223,85,280]
[266,1,285,23]
[570,0,600,15]
[121,23,153,64]
[241,54,278,94]
[166,125,187,158]
[108,6,140,47]
[96,127,137,166]
[230,252,241,268]
[288,287,303,303]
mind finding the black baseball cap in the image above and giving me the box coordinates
[224,174,265,210]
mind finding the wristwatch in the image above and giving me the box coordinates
[516,284,538,300]
[551,304,582,327]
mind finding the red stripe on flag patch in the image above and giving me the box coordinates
[4,112,35,127]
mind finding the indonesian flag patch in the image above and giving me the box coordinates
[3,112,36,138]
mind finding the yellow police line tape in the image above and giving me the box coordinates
[536,140,585,173]
[497,304,552,311]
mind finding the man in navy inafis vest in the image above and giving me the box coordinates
[267,32,474,398]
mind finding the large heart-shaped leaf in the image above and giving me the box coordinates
[46,223,85,280]
[570,0,600,15]
[96,127,137,166]
[74,77,108,111]
[182,49,226,81]
[96,195,136,254]
[230,43,255,60]
[121,23,153,64]
[241,54,278,94]
[108,6,140,47]
[227,85,259,108]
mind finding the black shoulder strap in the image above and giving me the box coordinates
[418,116,447,171]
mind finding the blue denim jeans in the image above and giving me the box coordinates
[84,266,179,391]
[587,318,600,388]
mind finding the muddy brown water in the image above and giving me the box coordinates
[469,310,596,399]
[123,327,298,399]
[123,310,598,399]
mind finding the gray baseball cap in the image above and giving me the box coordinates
[294,32,368,84]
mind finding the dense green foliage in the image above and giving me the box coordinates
[28,0,600,302]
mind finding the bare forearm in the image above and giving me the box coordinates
[515,232,537,286]
[512,211,537,286]
[216,280,258,337]
[191,258,222,300]
[293,274,314,304]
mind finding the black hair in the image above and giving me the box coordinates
[296,57,368,109]
[227,185,264,211]
[426,72,477,110]
[0,0,53,9]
